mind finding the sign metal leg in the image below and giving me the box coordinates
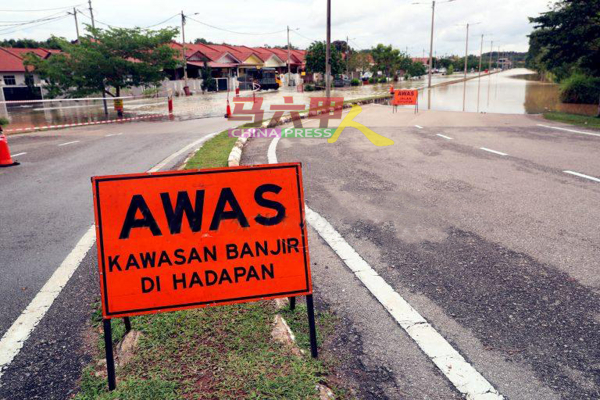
[289,297,296,311]
[306,294,318,358]
[103,319,117,391]
[123,317,131,333]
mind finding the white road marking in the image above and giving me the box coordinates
[537,124,600,138]
[105,132,123,137]
[0,131,220,383]
[12,152,26,157]
[267,136,503,400]
[563,170,600,183]
[415,125,424,129]
[480,147,507,156]
[0,226,96,381]
[58,140,80,147]
[436,134,453,140]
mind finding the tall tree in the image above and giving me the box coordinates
[305,41,343,75]
[528,0,600,80]
[24,25,179,98]
[370,44,411,77]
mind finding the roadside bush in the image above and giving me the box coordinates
[559,74,600,104]
[379,77,388,83]
[447,65,454,75]
[304,84,315,92]
[0,117,8,127]
[350,78,360,86]
[368,77,377,84]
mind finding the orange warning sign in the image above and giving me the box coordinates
[92,163,312,318]
[392,89,418,106]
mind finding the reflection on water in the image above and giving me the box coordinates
[2,69,596,130]
[421,68,597,116]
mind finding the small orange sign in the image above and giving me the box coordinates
[92,163,312,318]
[392,89,418,106]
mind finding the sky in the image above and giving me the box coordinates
[0,0,554,56]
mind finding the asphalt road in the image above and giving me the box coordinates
[0,116,238,399]
[241,105,600,399]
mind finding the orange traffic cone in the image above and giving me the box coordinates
[389,85,394,94]
[225,100,232,118]
[0,131,19,167]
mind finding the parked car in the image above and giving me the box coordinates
[333,75,351,87]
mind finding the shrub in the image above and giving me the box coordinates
[559,74,600,104]
[350,78,360,86]
[0,117,8,127]
[304,84,315,92]
[379,77,388,83]
[368,77,377,84]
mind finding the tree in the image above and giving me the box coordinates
[200,61,216,92]
[407,61,427,78]
[370,44,411,77]
[304,41,344,76]
[528,0,600,80]
[348,52,371,75]
[0,38,62,49]
[24,25,179,98]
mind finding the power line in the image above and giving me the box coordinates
[0,4,84,12]
[186,16,286,36]
[291,30,316,43]
[0,14,70,35]
[0,10,70,28]
[143,13,179,29]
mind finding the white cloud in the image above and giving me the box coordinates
[0,0,552,54]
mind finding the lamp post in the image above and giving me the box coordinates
[325,0,331,99]
[460,22,480,112]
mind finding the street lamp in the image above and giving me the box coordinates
[412,0,457,89]
[458,22,480,111]
[325,0,331,99]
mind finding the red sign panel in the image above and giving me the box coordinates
[392,89,419,106]
[92,163,312,318]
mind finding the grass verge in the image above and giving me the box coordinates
[543,112,600,130]
[75,128,347,399]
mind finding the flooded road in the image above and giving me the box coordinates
[2,69,596,131]
[420,68,597,115]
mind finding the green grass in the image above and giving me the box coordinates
[184,130,238,170]
[543,112,600,130]
[76,125,347,400]
[76,303,333,400]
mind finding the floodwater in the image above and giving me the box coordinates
[419,68,597,115]
[1,69,595,131]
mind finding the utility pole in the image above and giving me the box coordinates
[477,34,483,113]
[487,40,493,107]
[427,0,436,88]
[346,35,350,78]
[68,8,80,41]
[287,26,291,86]
[325,0,331,99]
[181,11,189,93]
[88,0,108,116]
[462,23,469,112]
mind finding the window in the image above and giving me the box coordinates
[3,75,16,85]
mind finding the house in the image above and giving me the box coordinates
[497,57,512,70]
[0,47,53,101]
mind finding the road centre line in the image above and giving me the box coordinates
[0,132,220,382]
[11,152,26,157]
[58,140,80,147]
[480,147,508,156]
[415,125,424,129]
[436,134,453,140]
[537,124,600,138]
[267,136,504,399]
[563,170,600,183]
